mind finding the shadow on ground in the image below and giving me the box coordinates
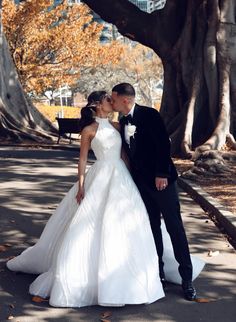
[0,148,236,322]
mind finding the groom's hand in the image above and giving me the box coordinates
[155,177,168,191]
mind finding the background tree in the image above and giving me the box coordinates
[0,0,123,142]
[2,0,123,101]
[75,43,163,106]
[120,43,163,106]
[0,1,57,142]
[82,0,236,166]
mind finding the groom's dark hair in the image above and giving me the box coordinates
[112,83,135,97]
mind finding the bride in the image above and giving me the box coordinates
[7,91,204,308]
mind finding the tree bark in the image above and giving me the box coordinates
[83,0,236,158]
[0,5,57,143]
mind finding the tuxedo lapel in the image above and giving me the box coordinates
[129,104,140,156]
[129,135,136,156]
[132,104,141,124]
[120,117,130,153]
[120,104,141,157]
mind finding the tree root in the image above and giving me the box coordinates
[182,149,234,179]
[226,134,236,150]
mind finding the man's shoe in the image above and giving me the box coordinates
[182,280,197,301]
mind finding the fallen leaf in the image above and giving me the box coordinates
[7,316,14,320]
[32,296,48,303]
[100,311,112,319]
[0,245,7,252]
[194,297,217,303]
[4,243,12,247]
[208,250,220,257]
[10,220,15,223]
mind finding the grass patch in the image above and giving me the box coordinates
[36,104,82,122]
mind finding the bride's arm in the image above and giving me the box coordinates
[76,127,93,204]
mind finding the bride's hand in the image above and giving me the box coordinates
[76,187,85,204]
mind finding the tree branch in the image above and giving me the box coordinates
[83,0,149,42]
[83,0,188,58]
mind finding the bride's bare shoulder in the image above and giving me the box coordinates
[81,122,98,139]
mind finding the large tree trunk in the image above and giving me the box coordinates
[0,8,57,143]
[83,0,236,160]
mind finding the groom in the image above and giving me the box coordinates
[111,83,197,301]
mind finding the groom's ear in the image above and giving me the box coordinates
[125,96,134,104]
[123,96,130,104]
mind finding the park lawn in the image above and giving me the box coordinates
[36,104,82,123]
[36,103,120,123]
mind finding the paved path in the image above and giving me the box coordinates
[0,147,236,322]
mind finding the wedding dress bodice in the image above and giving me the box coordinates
[91,117,121,162]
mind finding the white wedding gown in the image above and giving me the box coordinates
[7,117,204,308]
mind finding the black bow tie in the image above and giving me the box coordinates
[123,114,133,124]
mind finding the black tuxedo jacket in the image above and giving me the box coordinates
[120,104,178,186]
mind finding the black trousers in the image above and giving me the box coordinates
[134,177,193,282]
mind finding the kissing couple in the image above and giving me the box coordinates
[7,83,205,307]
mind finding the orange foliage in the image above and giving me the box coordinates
[2,0,123,95]
[154,102,161,110]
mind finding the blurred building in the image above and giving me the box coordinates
[152,0,166,10]
[129,0,166,12]
[129,0,153,13]
[67,0,81,4]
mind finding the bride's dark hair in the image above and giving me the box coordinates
[79,91,108,132]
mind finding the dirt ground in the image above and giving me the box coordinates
[174,158,236,215]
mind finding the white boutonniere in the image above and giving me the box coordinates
[126,122,137,139]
